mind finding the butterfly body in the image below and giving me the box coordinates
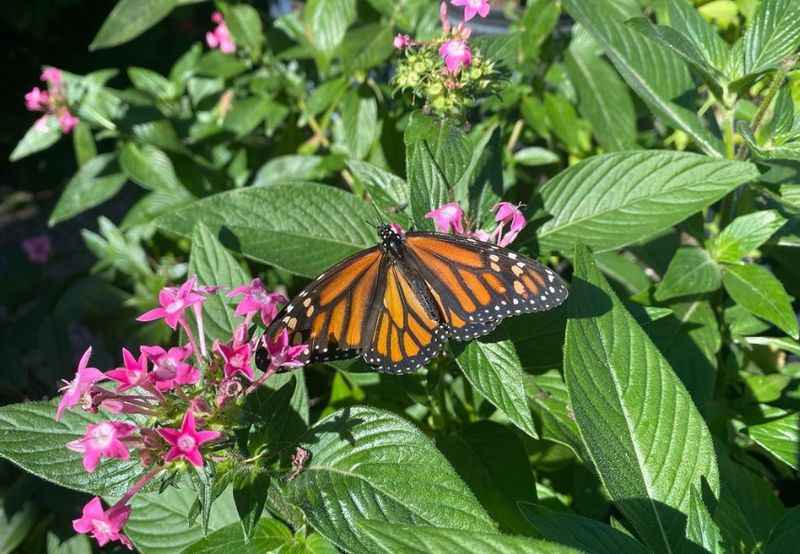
[259,224,568,374]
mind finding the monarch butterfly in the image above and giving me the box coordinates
[256,224,568,374]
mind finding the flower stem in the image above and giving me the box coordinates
[245,365,277,395]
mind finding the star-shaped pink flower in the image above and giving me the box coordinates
[215,326,254,380]
[58,110,79,134]
[106,348,150,392]
[439,39,472,73]
[141,344,200,391]
[206,11,236,54]
[451,0,491,22]
[41,67,62,88]
[227,278,287,325]
[67,420,136,472]
[263,329,308,371]
[158,410,221,467]
[492,201,526,247]
[425,202,465,234]
[24,87,49,111]
[137,277,205,330]
[73,497,133,549]
[56,347,106,421]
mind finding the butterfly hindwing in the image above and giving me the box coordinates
[403,232,569,339]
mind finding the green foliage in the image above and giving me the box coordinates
[7,0,800,551]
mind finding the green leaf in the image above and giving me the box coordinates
[743,0,800,76]
[747,412,800,470]
[218,2,264,59]
[280,407,494,553]
[563,0,723,156]
[520,503,649,554]
[46,533,93,554]
[157,183,374,278]
[119,143,189,196]
[513,147,560,166]
[125,486,239,554]
[685,486,724,554]
[252,156,325,187]
[0,401,141,497]
[9,116,61,162]
[565,244,719,552]
[196,50,249,79]
[188,222,250,343]
[740,373,791,403]
[49,153,127,226]
[655,246,722,301]
[722,263,798,339]
[128,67,177,99]
[90,0,178,50]
[565,45,637,151]
[224,96,273,137]
[453,124,503,226]
[405,114,470,229]
[0,493,35,554]
[346,160,411,226]
[709,210,787,263]
[333,91,379,160]
[338,24,394,72]
[72,122,97,167]
[765,506,800,554]
[535,151,758,253]
[304,0,356,56]
[358,520,578,554]
[543,92,586,154]
[667,0,730,72]
[437,422,537,535]
[525,371,587,460]
[455,339,538,439]
[184,518,291,553]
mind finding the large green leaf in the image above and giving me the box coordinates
[218,2,265,59]
[333,91,379,160]
[667,0,729,72]
[188,223,250,343]
[764,506,800,554]
[252,155,325,188]
[183,518,293,553]
[535,151,758,253]
[405,113,471,229]
[119,143,190,196]
[346,160,411,227]
[563,0,723,156]
[304,0,356,56]
[358,520,578,554]
[743,0,800,76]
[655,246,722,301]
[525,371,586,460]
[747,412,799,470]
[722,263,798,339]
[520,503,649,554]
[708,210,787,263]
[564,244,719,552]
[454,339,538,439]
[125,486,239,554]
[279,407,495,553]
[437,422,538,535]
[564,45,637,151]
[0,492,35,553]
[49,153,127,226]
[685,486,724,554]
[90,0,178,50]
[157,183,374,278]
[0,401,141,497]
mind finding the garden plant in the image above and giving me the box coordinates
[2,0,800,552]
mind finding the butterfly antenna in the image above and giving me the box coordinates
[368,200,385,226]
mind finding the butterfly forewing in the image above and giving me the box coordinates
[403,232,568,341]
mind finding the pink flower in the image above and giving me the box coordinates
[137,277,205,330]
[158,410,221,467]
[106,348,150,392]
[452,0,491,22]
[67,421,136,472]
[215,325,254,380]
[263,329,308,371]
[73,497,132,549]
[21,234,51,264]
[41,67,62,88]
[425,202,465,234]
[58,110,79,134]
[389,223,406,237]
[393,34,412,49]
[492,202,526,247]
[24,87,49,111]
[469,229,492,242]
[227,278,287,325]
[206,12,236,54]
[141,344,199,391]
[57,347,106,420]
[439,39,472,73]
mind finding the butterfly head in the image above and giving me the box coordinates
[378,223,405,258]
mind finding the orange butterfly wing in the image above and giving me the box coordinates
[404,232,569,341]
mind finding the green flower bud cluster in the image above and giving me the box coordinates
[392,40,497,117]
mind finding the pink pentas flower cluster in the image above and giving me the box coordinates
[206,11,236,54]
[56,275,307,550]
[23,67,79,134]
[426,201,527,247]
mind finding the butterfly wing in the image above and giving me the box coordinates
[403,232,569,341]
[362,261,448,374]
[265,247,383,365]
